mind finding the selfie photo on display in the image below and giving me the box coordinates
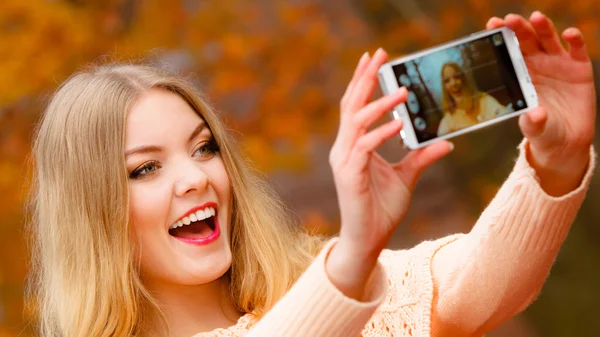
[391,32,527,143]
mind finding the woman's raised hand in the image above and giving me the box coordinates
[325,49,453,299]
[487,12,596,196]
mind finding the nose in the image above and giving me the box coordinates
[174,158,211,197]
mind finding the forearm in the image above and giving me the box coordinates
[431,140,596,335]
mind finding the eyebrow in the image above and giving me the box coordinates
[124,121,208,158]
[188,121,207,144]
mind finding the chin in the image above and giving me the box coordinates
[188,256,232,284]
[174,247,233,285]
[140,242,233,286]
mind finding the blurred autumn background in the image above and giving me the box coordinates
[1,0,599,336]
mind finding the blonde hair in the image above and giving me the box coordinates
[440,61,482,116]
[27,63,326,336]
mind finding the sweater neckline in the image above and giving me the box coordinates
[193,313,254,336]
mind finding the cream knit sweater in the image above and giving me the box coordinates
[194,141,596,337]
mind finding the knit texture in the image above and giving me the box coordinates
[192,141,596,337]
[193,237,461,337]
[360,236,462,337]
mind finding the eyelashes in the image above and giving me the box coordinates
[129,160,161,180]
[193,138,220,158]
[128,137,220,180]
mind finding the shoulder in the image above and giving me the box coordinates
[437,114,452,133]
[478,92,501,106]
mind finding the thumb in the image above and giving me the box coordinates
[519,107,548,140]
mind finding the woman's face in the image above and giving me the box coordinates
[442,65,464,96]
[125,88,232,287]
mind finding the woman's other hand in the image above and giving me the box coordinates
[487,12,596,196]
[325,49,453,299]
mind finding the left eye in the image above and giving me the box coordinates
[193,140,219,159]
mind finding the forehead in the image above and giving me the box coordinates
[125,88,204,146]
[442,65,459,77]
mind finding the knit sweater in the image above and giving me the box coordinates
[193,140,596,337]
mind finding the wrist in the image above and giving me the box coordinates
[526,142,590,196]
[325,239,382,300]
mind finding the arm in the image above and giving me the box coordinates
[430,140,595,336]
[247,238,388,337]
[272,47,451,337]
[430,11,596,335]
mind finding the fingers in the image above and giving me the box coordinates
[393,141,454,190]
[529,11,565,55]
[352,87,407,132]
[341,52,371,113]
[345,119,404,172]
[354,120,403,157]
[486,16,504,30]
[331,115,403,174]
[562,27,590,62]
[504,14,543,55]
[519,107,548,139]
[345,48,389,114]
[335,87,406,157]
[500,11,589,62]
[335,49,398,157]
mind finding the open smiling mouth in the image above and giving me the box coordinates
[169,207,218,242]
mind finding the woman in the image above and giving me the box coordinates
[26,11,595,337]
[437,61,508,136]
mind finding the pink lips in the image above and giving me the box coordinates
[172,202,220,246]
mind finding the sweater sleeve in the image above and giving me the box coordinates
[247,237,388,337]
[430,140,596,336]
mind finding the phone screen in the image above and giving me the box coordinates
[392,32,527,144]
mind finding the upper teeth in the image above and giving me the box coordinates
[171,207,216,229]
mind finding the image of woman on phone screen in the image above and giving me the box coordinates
[26,11,595,337]
[437,61,509,136]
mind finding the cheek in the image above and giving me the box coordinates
[208,159,233,228]
[129,182,170,237]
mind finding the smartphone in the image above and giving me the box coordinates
[378,27,538,150]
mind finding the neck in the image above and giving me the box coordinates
[143,274,243,337]
[451,93,463,102]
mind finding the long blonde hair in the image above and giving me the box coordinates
[440,61,482,116]
[27,63,326,336]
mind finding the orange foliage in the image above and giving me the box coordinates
[0,0,598,335]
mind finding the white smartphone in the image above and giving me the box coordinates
[378,27,538,150]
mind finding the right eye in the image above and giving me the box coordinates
[129,161,161,180]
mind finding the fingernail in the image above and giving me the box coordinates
[375,47,384,56]
[357,52,369,66]
[359,51,368,62]
[448,142,455,151]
